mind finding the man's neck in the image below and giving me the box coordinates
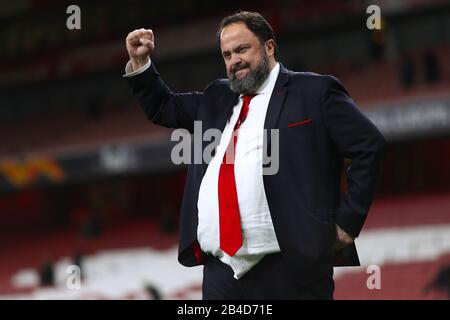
[268,57,277,72]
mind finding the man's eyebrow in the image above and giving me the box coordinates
[234,43,250,50]
[222,43,251,55]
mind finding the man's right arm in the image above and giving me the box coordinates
[123,28,202,132]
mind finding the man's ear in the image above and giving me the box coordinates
[265,39,275,57]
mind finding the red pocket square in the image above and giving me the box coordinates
[288,119,313,128]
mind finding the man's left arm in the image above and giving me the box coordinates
[321,76,386,239]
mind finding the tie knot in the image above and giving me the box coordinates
[243,94,256,106]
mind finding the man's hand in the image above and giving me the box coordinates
[126,28,155,72]
[335,224,355,250]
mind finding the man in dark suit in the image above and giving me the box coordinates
[124,11,385,299]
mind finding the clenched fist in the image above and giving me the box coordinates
[126,28,155,72]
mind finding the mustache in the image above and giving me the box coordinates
[231,63,250,74]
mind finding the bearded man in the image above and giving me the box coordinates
[124,11,385,300]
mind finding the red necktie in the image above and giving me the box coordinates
[218,94,256,256]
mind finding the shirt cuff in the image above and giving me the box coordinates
[123,58,152,77]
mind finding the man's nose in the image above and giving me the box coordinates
[230,54,242,68]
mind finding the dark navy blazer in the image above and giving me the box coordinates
[125,63,385,284]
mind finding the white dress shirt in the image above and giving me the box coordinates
[197,63,281,279]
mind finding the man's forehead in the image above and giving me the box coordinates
[220,23,256,48]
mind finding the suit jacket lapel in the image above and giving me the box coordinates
[264,64,290,146]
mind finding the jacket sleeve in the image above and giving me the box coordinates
[124,62,204,133]
[321,76,386,237]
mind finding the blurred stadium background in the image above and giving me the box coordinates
[1,0,450,300]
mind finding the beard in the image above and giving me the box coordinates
[229,51,271,95]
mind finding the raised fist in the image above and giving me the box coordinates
[126,28,154,71]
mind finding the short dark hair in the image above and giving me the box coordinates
[217,11,277,57]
